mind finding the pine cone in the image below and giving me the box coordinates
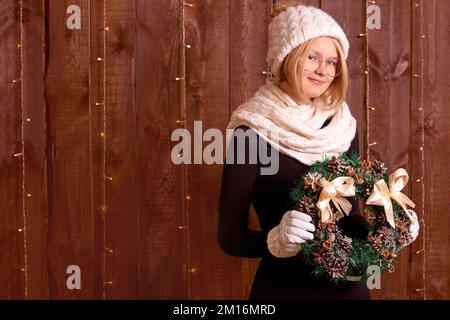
[336,232,353,253]
[326,257,349,279]
[303,172,322,192]
[296,196,318,221]
[371,160,387,175]
[395,217,415,245]
[327,156,346,174]
[313,248,332,266]
[378,226,394,246]
[368,233,384,252]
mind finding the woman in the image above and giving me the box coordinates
[218,4,419,300]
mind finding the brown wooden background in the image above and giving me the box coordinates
[0,0,449,299]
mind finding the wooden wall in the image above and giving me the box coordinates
[0,0,448,299]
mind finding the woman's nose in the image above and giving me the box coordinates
[315,61,327,75]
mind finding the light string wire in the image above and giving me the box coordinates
[418,0,427,300]
[101,0,113,298]
[178,1,192,298]
[364,0,372,159]
[19,0,29,299]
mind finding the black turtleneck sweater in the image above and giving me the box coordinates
[218,123,371,300]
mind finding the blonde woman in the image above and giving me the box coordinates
[218,4,419,300]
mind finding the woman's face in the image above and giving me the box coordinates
[299,37,339,100]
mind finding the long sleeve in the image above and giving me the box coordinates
[337,130,370,239]
[217,126,272,258]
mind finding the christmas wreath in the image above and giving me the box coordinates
[289,154,417,283]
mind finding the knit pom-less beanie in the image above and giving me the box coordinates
[267,5,350,79]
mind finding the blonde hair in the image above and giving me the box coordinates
[272,2,348,109]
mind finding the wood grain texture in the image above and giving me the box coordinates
[409,0,450,300]
[45,0,94,299]
[136,0,188,299]
[0,0,26,300]
[22,0,48,299]
[363,0,412,300]
[184,0,231,299]
[0,0,448,300]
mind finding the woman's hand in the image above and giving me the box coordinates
[406,209,420,244]
[267,210,316,258]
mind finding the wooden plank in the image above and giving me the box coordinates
[410,0,450,300]
[228,0,270,300]
[45,0,94,299]
[136,0,188,299]
[0,0,26,300]
[103,0,138,299]
[89,0,105,299]
[89,0,138,300]
[363,0,412,300]
[22,0,48,299]
[184,0,231,299]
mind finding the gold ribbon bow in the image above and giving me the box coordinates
[366,168,416,228]
[317,177,356,223]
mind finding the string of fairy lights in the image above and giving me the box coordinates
[415,0,427,300]
[176,1,193,298]
[11,0,29,299]
[97,0,114,298]
[361,0,376,159]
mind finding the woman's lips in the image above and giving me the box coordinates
[308,78,324,85]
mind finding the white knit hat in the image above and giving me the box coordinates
[267,5,349,79]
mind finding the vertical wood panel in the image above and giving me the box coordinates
[365,0,412,300]
[410,0,450,300]
[22,0,48,299]
[185,0,231,299]
[89,0,105,299]
[0,0,26,299]
[89,0,139,300]
[104,0,138,300]
[45,0,94,299]
[136,0,188,299]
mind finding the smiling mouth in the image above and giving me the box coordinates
[308,78,324,85]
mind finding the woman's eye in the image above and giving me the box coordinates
[326,60,337,66]
[308,54,317,61]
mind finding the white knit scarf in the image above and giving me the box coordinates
[227,80,357,166]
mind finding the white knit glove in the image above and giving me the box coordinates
[405,209,420,245]
[267,210,315,258]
